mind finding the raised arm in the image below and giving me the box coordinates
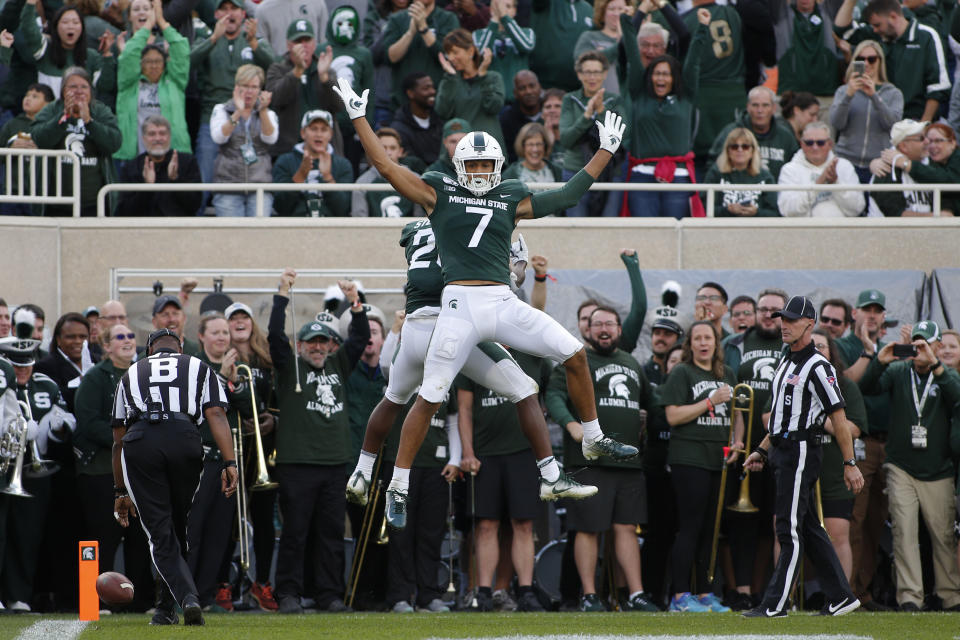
[333,77,438,212]
[516,110,625,220]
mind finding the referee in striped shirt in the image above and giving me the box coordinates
[743,296,864,618]
[112,329,239,626]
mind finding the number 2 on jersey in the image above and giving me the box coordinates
[409,228,441,270]
[466,206,493,248]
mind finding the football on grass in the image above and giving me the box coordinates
[96,572,134,606]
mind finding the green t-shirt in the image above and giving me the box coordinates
[455,348,547,457]
[423,170,531,285]
[383,393,453,469]
[819,376,867,501]
[547,347,655,471]
[731,329,784,448]
[400,218,444,314]
[658,361,737,471]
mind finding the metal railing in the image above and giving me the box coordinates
[0,148,81,217]
[94,181,957,218]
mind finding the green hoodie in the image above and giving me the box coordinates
[707,111,800,180]
[321,5,375,132]
[529,0,593,92]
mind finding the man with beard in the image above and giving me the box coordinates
[269,271,370,614]
[117,115,201,216]
[835,288,894,611]
[546,306,659,612]
[390,72,444,166]
[499,70,543,163]
[722,287,787,609]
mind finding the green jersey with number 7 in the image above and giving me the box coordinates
[420,171,531,286]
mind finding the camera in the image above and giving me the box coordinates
[892,343,918,358]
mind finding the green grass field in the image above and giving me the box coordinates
[1,611,958,640]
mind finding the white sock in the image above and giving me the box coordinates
[537,456,560,482]
[581,419,603,442]
[389,466,410,490]
[630,590,643,600]
[355,450,376,481]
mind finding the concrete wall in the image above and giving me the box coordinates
[2,217,958,322]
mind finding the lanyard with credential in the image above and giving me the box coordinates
[910,368,934,424]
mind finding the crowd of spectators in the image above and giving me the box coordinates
[2,256,960,615]
[1,0,959,217]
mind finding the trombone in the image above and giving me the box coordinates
[707,384,757,583]
[2,400,34,498]
[233,414,250,573]
[236,364,278,492]
[346,448,385,608]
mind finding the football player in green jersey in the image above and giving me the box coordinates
[335,77,638,529]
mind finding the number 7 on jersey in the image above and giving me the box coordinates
[466,206,493,248]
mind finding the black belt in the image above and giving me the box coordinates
[132,411,195,425]
[770,430,817,446]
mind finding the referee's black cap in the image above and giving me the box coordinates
[773,296,817,321]
[146,328,182,351]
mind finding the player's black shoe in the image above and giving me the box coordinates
[182,595,204,626]
[818,597,860,616]
[742,605,787,618]
[582,435,638,461]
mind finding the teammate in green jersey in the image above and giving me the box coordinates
[334,76,637,529]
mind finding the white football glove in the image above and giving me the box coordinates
[596,110,625,155]
[332,77,369,120]
[510,233,529,266]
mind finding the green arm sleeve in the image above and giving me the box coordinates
[619,251,647,353]
[530,167,595,218]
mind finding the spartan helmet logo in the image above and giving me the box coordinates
[330,55,357,86]
[296,20,308,32]
[752,356,778,382]
[712,395,729,417]
[65,132,86,158]
[608,374,630,400]
[316,382,336,406]
[379,194,403,217]
[331,8,357,44]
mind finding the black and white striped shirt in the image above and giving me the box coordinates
[113,350,228,427]
[769,341,845,436]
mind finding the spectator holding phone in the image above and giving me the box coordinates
[829,41,903,183]
[858,321,960,612]
[703,128,779,217]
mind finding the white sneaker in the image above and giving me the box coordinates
[9,601,30,613]
[539,472,598,501]
[392,600,414,613]
[418,598,450,613]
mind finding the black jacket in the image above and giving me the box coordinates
[35,349,85,413]
[116,150,201,216]
[390,103,443,166]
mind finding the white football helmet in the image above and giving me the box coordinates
[452,131,504,196]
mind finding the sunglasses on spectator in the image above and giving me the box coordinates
[820,317,845,326]
[727,143,753,151]
[112,332,136,340]
[802,139,829,147]
[757,307,781,315]
[855,55,878,64]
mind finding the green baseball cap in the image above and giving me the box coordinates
[442,118,470,139]
[911,320,941,343]
[855,289,885,310]
[218,0,245,9]
[286,18,315,41]
[297,320,341,343]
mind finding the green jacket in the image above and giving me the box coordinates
[115,26,191,160]
[707,112,799,180]
[621,13,706,158]
[546,347,656,470]
[472,16,536,102]
[19,2,117,104]
[702,166,780,217]
[346,360,386,464]
[380,5,459,108]
[434,71,506,149]
[777,5,841,97]
[529,0,593,92]
[321,6,375,132]
[31,98,121,211]
[909,147,960,215]
[190,31,276,122]
[836,333,890,435]
[860,358,960,481]
[272,143,354,217]
[74,358,127,475]
[559,87,623,172]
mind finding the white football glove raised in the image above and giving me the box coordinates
[332,77,369,120]
[510,233,529,266]
[596,110,625,155]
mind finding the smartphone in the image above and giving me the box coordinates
[853,61,865,76]
[892,343,918,358]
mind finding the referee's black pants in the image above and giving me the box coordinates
[761,440,854,611]
[122,420,203,607]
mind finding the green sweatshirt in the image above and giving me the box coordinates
[380,5,460,108]
[346,360,386,464]
[837,333,890,434]
[777,5,842,97]
[457,349,547,457]
[321,5,375,133]
[272,144,354,217]
[702,166,780,217]
[529,0,593,92]
[19,2,117,103]
[657,361,737,471]
[620,13,706,158]
[909,147,960,215]
[546,347,655,470]
[434,71,506,148]
[558,87,623,172]
[859,358,960,481]
[618,251,647,354]
[472,16,536,102]
[74,358,127,475]
[31,98,121,210]
[819,376,867,501]
[190,31,276,122]
[707,113,800,180]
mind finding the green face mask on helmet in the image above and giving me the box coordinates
[330,7,358,45]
